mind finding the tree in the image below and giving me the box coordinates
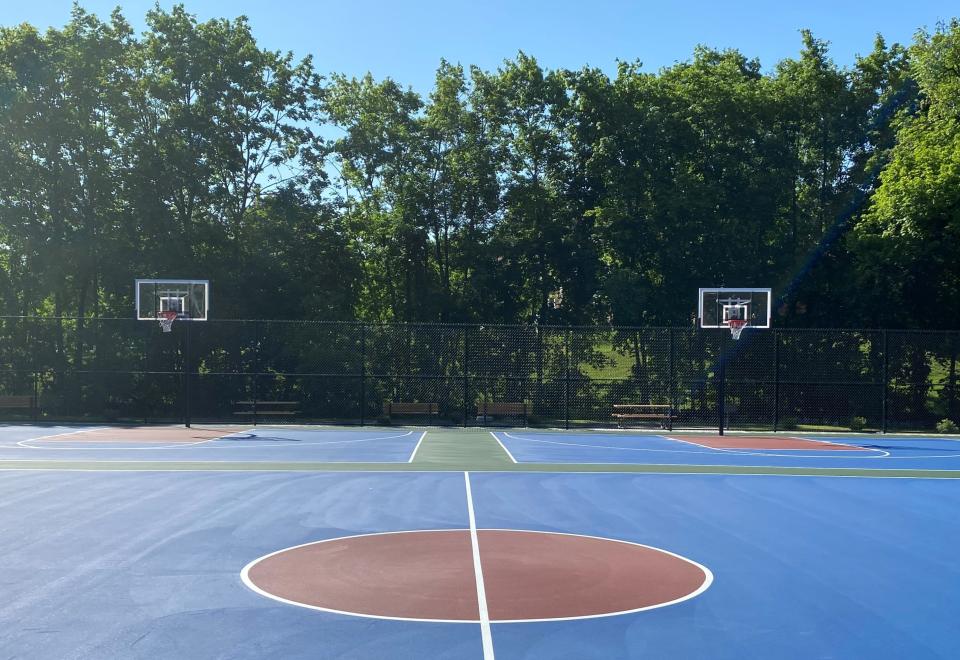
[473,53,572,324]
[851,20,960,329]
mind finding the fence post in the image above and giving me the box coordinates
[463,325,469,427]
[882,330,889,433]
[949,333,958,423]
[773,329,780,432]
[32,370,39,422]
[360,323,366,426]
[28,319,37,422]
[536,324,544,420]
[565,328,571,430]
[252,321,260,426]
[668,328,675,432]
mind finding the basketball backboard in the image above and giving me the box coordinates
[136,279,209,321]
[698,288,771,329]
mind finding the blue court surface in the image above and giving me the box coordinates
[0,469,958,659]
[493,430,960,471]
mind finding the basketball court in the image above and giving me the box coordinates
[1,421,959,658]
[1,284,958,659]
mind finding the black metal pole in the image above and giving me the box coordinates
[32,370,39,422]
[30,320,39,422]
[949,333,958,423]
[252,321,260,426]
[360,323,366,426]
[184,320,192,428]
[536,325,544,420]
[773,329,780,432]
[463,325,469,427]
[668,328,675,432]
[882,330,889,434]
[718,332,725,436]
[565,329,571,430]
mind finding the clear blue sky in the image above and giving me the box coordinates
[3,1,957,92]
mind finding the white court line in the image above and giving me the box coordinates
[660,435,960,459]
[238,523,714,628]
[20,437,222,450]
[502,431,892,460]
[15,429,415,451]
[14,427,108,447]
[0,465,957,478]
[489,432,517,463]
[238,526,708,626]
[475,528,713,624]
[16,427,255,450]
[662,434,890,458]
[240,529,482,624]
[408,431,428,463]
[194,429,415,450]
[464,472,495,659]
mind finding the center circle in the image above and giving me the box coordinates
[242,529,712,622]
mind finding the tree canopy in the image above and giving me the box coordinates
[1,5,957,330]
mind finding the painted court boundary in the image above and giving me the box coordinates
[407,431,429,462]
[13,429,417,451]
[497,431,896,459]
[497,431,960,461]
[1,462,959,479]
[240,471,712,657]
[489,432,517,463]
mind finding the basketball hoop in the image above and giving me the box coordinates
[158,310,178,333]
[728,319,748,340]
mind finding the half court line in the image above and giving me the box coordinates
[464,472,495,660]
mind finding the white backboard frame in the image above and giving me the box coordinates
[136,279,210,321]
[698,288,772,329]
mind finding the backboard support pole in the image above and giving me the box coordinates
[718,334,726,436]
[184,320,192,428]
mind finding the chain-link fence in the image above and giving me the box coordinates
[0,318,957,432]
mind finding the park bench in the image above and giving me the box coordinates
[0,395,37,418]
[234,400,300,424]
[612,403,674,428]
[382,401,439,421]
[477,401,528,424]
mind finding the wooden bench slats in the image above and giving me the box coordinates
[0,395,36,409]
[234,400,301,421]
[383,402,439,415]
[233,410,300,415]
[478,402,527,415]
[612,413,671,419]
[613,404,671,409]
[613,403,674,428]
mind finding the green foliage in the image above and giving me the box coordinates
[849,416,867,431]
[851,20,960,329]
[0,4,956,337]
[936,418,959,434]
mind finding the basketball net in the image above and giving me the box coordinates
[158,310,178,333]
[728,319,748,340]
